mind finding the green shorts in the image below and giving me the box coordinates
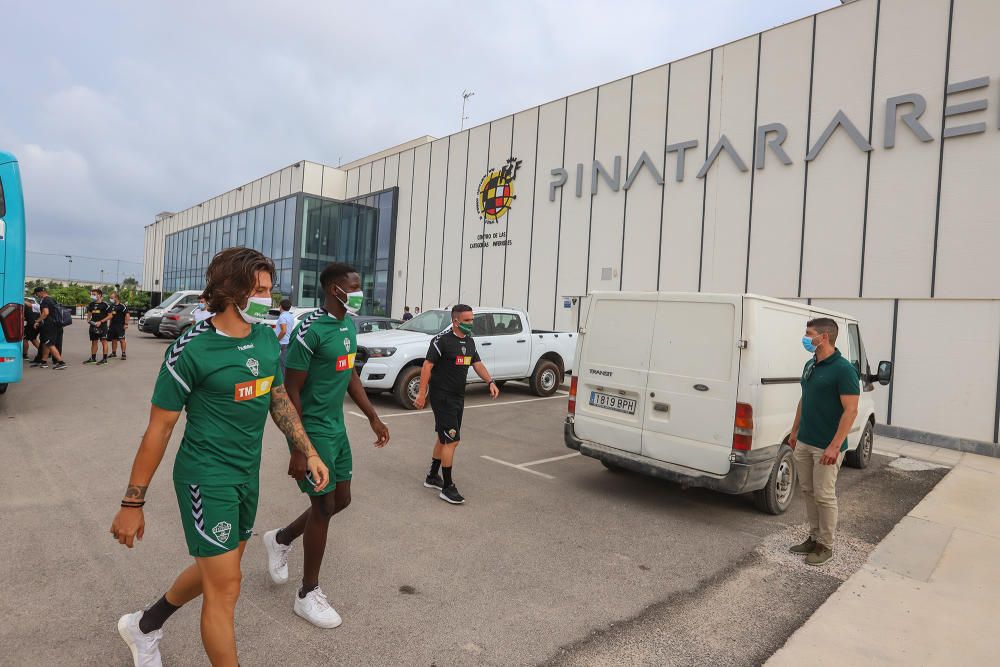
[173,480,258,558]
[293,434,352,495]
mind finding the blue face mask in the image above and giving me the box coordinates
[802,336,817,353]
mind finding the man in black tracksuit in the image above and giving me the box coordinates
[414,304,499,504]
[84,288,113,365]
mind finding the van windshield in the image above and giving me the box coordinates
[398,310,451,335]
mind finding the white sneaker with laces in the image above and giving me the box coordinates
[263,529,292,584]
[293,587,343,629]
[117,611,163,667]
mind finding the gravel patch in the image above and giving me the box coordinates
[888,457,949,472]
[755,523,875,582]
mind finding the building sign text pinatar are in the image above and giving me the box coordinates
[548,76,999,200]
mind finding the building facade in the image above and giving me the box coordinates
[144,0,1000,450]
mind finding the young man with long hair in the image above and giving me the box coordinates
[110,247,330,666]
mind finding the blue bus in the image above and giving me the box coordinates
[0,151,25,394]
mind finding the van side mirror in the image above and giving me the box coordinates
[875,360,892,386]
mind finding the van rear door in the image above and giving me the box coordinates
[641,295,742,475]
[573,293,657,455]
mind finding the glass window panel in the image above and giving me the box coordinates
[215,220,223,256]
[284,198,297,259]
[253,207,264,250]
[262,203,274,257]
[272,199,285,260]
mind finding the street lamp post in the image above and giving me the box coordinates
[65,255,73,283]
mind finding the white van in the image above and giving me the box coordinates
[564,292,892,514]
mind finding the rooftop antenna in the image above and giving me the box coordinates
[461,90,475,130]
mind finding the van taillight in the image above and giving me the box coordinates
[0,303,24,343]
[568,376,578,415]
[733,402,754,451]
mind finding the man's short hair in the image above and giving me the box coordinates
[404,306,410,311]
[92,288,103,296]
[32,286,45,295]
[280,299,292,311]
[319,262,358,290]
[807,317,839,344]
[452,304,473,318]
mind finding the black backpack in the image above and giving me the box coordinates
[57,305,73,327]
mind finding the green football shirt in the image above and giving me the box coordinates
[151,321,284,484]
[285,309,356,439]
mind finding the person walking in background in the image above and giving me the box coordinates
[84,288,114,366]
[787,318,860,567]
[193,296,213,323]
[413,304,499,504]
[23,296,40,361]
[107,292,130,361]
[402,306,413,321]
[414,306,420,317]
[276,299,294,370]
[32,286,67,370]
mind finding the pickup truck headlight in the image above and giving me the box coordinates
[366,347,397,358]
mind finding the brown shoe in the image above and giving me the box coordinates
[789,537,817,554]
[805,544,833,566]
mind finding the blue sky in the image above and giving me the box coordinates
[2,0,835,285]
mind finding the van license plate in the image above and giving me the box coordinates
[589,392,637,415]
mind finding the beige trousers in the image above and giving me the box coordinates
[793,442,846,547]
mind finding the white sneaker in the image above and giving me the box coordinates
[117,611,163,667]
[263,529,292,584]
[293,587,343,629]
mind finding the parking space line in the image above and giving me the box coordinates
[480,455,555,479]
[519,452,581,467]
[348,392,568,420]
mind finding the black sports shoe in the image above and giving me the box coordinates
[108,352,117,358]
[53,362,66,370]
[83,358,97,365]
[97,358,108,366]
[424,474,444,490]
[38,362,49,369]
[439,484,465,505]
[121,354,127,361]
[29,361,43,368]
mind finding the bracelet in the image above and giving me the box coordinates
[307,453,319,459]
[121,500,145,508]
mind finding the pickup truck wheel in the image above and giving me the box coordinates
[0,383,7,395]
[753,445,796,515]
[529,360,561,397]
[394,366,422,410]
[845,421,873,469]
[493,380,506,389]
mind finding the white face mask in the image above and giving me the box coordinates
[239,296,272,324]
[337,287,364,315]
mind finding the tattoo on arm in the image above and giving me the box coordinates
[270,386,315,456]
[124,485,147,501]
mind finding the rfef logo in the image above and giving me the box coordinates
[234,375,275,401]
[336,353,357,372]
[476,157,522,223]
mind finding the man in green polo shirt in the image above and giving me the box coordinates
[262,262,390,629]
[788,317,860,566]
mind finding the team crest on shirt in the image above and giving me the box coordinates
[212,521,232,543]
[343,338,351,352]
[246,358,260,377]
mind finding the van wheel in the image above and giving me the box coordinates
[601,460,624,473]
[845,422,873,469]
[394,366,422,410]
[529,360,561,397]
[753,445,796,515]
[0,383,7,395]
[493,380,507,389]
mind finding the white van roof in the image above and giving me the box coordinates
[587,291,858,323]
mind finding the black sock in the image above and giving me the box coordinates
[429,458,441,477]
[102,354,107,360]
[298,583,318,599]
[90,354,96,361]
[139,595,181,634]
[275,527,292,546]
[442,466,453,488]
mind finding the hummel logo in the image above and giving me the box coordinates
[238,343,254,351]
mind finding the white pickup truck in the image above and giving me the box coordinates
[356,307,577,408]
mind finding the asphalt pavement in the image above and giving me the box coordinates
[0,326,946,666]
